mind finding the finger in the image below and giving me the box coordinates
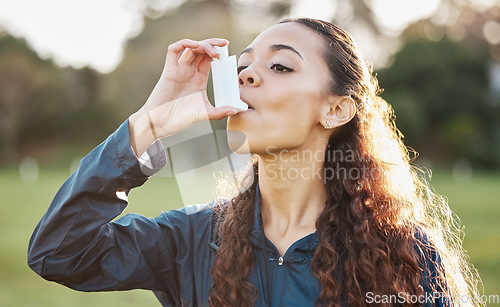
[166,39,200,67]
[201,38,229,47]
[197,54,212,74]
[190,52,207,69]
[178,48,198,65]
[188,42,220,59]
[207,106,239,120]
[190,39,229,59]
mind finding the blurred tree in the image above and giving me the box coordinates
[19,66,116,144]
[377,1,500,168]
[0,35,64,163]
[0,34,117,165]
[377,37,498,166]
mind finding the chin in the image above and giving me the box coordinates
[227,129,252,154]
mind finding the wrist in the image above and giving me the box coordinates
[129,110,157,157]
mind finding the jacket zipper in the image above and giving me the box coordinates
[271,256,285,306]
[269,256,284,265]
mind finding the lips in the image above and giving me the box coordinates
[240,96,254,110]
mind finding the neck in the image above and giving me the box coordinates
[257,145,327,236]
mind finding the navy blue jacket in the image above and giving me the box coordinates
[28,120,449,306]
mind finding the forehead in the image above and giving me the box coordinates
[245,22,325,59]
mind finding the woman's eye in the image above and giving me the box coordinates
[237,65,248,74]
[270,63,293,73]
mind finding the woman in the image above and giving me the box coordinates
[28,18,480,306]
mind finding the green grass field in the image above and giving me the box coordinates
[0,167,498,306]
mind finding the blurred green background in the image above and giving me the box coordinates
[0,0,499,305]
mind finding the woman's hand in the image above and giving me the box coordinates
[129,38,239,157]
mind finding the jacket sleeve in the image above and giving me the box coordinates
[27,120,173,292]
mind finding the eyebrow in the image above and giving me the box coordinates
[240,44,304,60]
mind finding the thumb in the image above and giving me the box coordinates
[207,106,240,120]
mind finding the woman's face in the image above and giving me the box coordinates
[227,22,333,155]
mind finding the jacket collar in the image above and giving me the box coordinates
[248,184,319,253]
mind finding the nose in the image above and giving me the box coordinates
[238,66,260,87]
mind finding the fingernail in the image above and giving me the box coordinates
[226,110,237,116]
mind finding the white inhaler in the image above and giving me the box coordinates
[211,45,248,112]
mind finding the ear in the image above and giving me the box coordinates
[320,95,356,129]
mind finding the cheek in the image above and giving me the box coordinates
[280,91,322,126]
[261,98,319,145]
[267,86,320,120]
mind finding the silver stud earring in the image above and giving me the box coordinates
[324,119,332,129]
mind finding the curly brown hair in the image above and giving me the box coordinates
[209,18,482,306]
